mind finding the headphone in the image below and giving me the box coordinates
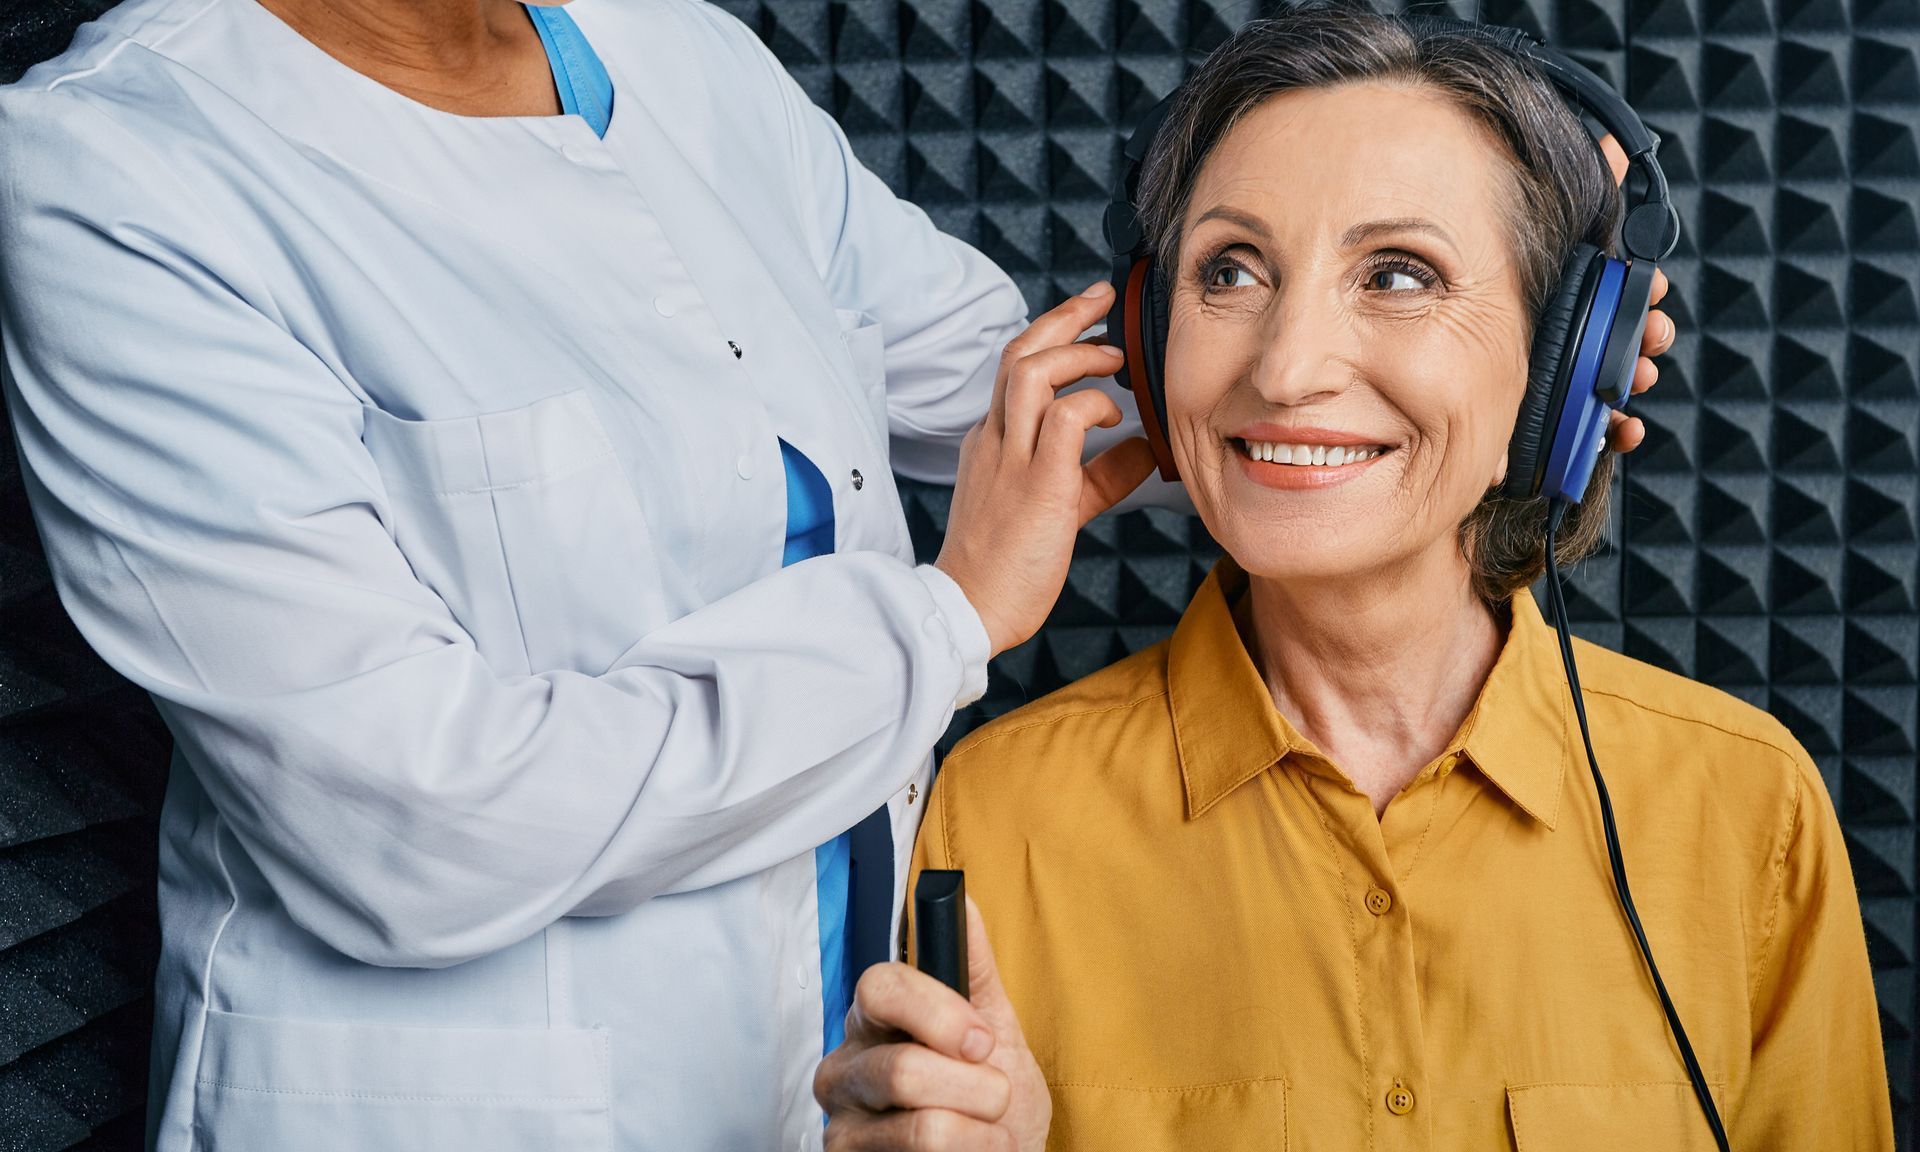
[1103,19,1725,1152]
[1103,18,1681,502]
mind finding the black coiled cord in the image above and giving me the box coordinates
[1542,501,1731,1152]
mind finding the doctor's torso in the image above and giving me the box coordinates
[0,1,1023,1148]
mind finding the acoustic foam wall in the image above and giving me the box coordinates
[0,1,1914,1148]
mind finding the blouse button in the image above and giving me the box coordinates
[654,296,678,318]
[1364,887,1393,916]
[1386,1082,1415,1116]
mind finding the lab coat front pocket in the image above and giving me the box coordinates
[362,389,672,676]
[191,1011,612,1152]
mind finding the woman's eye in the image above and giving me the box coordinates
[1208,263,1258,289]
[1365,264,1431,292]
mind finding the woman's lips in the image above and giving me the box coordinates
[1233,437,1393,490]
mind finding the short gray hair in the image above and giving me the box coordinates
[1135,6,1625,603]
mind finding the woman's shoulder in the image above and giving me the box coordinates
[1571,635,1810,765]
[1567,635,1829,837]
[934,641,1176,807]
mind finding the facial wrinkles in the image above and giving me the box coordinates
[1161,83,1534,582]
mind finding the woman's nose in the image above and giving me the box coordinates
[1248,287,1355,406]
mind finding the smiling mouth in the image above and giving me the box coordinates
[1236,439,1393,467]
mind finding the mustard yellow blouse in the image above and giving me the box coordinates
[911,561,1891,1152]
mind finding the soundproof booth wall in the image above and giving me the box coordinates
[0,0,1915,1147]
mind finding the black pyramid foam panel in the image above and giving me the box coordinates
[0,1,1914,1148]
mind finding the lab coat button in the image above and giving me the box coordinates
[654,296,678,318]
[736,454,755,480]
[560,143,589,163]
[796,963,810,989]
[851,469,864,490]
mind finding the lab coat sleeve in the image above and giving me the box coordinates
[0,86,990,969]
[680,5,1192,508]
[748,18,1191,510]
[787,97,1023,487]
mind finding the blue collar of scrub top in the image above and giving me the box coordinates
[527,3,614,137]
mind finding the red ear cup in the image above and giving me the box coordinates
[1117,257,1180,482]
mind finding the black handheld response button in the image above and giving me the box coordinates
[914,870,968,1000]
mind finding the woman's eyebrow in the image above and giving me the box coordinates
[1191,205,1272,239]
[1341,216,1457,252]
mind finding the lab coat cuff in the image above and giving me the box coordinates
[912,564,991,708]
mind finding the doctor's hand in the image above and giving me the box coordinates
[936,282,1156,657]
[816,898,1049,1152]
[1598,132,1676,455]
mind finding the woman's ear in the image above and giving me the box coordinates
[1491,448,1510,489]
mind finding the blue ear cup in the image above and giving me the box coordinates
[1507,245,1603,500]
[1505,245,1656,503]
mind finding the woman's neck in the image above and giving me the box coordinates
[255,0,560,118]
[1240,543,1504,817]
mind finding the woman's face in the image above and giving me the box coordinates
[1163,82,1532,588]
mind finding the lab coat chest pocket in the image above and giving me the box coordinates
[837,308,887,448]
[192,1010,612,1152]
[362,390,669,676]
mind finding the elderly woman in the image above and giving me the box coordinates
[816,11,1892,1151]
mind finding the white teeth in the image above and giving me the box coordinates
[1241,440,1385,465]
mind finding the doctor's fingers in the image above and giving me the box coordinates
[844,963,996,1063]
[989,284,1118,432]
[1001,344,1126,455]
[826,1108,1020,1152]
[1031,388,1125,484]
[819,1041,1014,1120]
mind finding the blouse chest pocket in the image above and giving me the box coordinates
[361,389,673,676]
[1047,1078,1288,1152]
[1506,1081,1726,1152]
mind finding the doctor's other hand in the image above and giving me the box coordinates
[1597,131,1676,456]
[936,281,1157,657]
[816,898,1050,1152]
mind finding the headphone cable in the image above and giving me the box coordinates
[1542,502,1732,1152]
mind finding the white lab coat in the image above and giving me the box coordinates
[0,0,1097,1147]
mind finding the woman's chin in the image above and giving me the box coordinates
[1228,548,1381,590]
[1198,513,1385,586]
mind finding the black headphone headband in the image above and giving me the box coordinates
[1408,16,1679,261]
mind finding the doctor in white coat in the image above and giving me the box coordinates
[0,1,1666,1149]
